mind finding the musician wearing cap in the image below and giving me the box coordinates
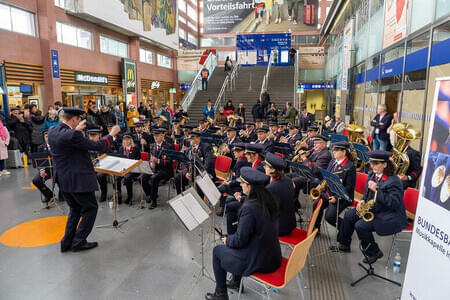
[264,152,296,236]
[280,124,302,146]
[268,122,282,142]
[180,125,194,148]
[32,130,56,204]
[141,128,173,209]
[48,107,120,252]
[298,126,319,151]
[254,126,275,153]
[114,134,141,204]
[312,141,356,231]
[244,144,265,174]
[299,105,315,132]
[239,122,257,143]
[205,167,281,300]
[174,130,213,194]
[335,151,406,264]
[221,126,242,158]
[133,121,153,152]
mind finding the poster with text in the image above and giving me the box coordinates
[401,78,450,300]
[383,0,408,49]
[202,0,322,34]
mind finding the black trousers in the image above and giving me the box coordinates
[313,197,350,230]
[60,191,98,249]
[141,170,172,203]
[202,78,208,90]
[337,208,380,256]
[213,245,246,289]
[116,173,138,200]
[32,172,53,201]
[218,184,241,208]
[97,173,108,200]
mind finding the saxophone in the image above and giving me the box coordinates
[310,180,327,201]
[357,184,377,222]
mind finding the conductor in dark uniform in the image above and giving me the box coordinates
[397,145,421,190]
[264,152,296,236]
[205,167,282,300]
[335,151,407,264]
[312,141,356,231]
[48,107,120,252]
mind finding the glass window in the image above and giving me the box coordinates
[140,48,153,64]
[409,0,433,33]
[179,27,186,39]
[380,42,404,92]
[179,15,186,24]
[365,54,381,93]
[54,0,65,8]
[436,0,450,20]
[100,35,128,57]
[157,54,172,68]
[178,0,186,12]
[200,37,236,47]
[367,0,384,56]
[188,21,197,32]
[200,12,203,24]
[0,4,12,31]
[0,4,36,36]
[187,5,197,22]
[56,21,92,49]
[187,33,197,46]
[404,31,429,90]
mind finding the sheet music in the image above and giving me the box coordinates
[131,161,153,174]
[169,192,210,231]
[196,174,221,206]
[95,156,139,173]
[183,193,209,224]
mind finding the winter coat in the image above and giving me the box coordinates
[127,110,139,127]
[30,115,45,145]
[252,103,264,120]
[8,115,32,146]
[0,129,10,160]
[114,109,126,129]
[284,107,297,124]
[86,109,104,130]
[42,116,60,133]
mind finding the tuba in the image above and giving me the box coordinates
[213,143,229,157]
[310,180,327,201]
[391,123,421,175]
[345,124,369,146]
[180,115,190,125]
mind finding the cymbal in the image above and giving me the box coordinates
[345,124,365,133]
[392,122,421,140]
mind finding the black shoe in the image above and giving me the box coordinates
[362,250,383,264]
[71,242,98,252]
[226,276,242,291]
[205,287,228,300]
[329,243,351,253]
[124,197,132,205]
[148,200,157,209]
[60,245,71,253]
[117,197,122,205]
[216,207,224,217]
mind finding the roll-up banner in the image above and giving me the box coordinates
[402,77,450,300]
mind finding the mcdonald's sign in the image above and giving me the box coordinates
[122,58,136,94]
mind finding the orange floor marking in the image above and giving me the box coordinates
[0,216,67,248]
[22,182,38,190]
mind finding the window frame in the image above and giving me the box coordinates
[139,48,154,64]
[56,21,93,50]
[157,53,173,69]
[99,34,128,58]
[0,3,36,37]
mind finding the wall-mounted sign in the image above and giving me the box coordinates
[122,58,136,94]
[75,72,108,85]
[151,81,160,89]
[169,88,176,94]
[236,33,291,66]
[383,0,408,49]
[51,50,60,78]
[298,83,336,89]
[180,83,191,90]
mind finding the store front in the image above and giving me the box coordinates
[141,79,176,109]
[60,69,122,111]
[3,61,44,111]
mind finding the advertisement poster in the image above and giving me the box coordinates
[341,19,353,91]
[298,46,325,69]
[236,33,291,66]
[401,78,450,300]
[383,0,408,49]
[203,0,322,34]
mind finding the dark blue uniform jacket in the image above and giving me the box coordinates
[266,176,296,236]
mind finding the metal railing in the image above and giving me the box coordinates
[181,52,218,111]
[293,50,299,108]
[214,61,240,112]
[260,50,274,98]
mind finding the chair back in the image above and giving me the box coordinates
[215,155,232,181]
[306,199,322,236]
[354,172,368,200]
[284,229,318,285]
[403,187,419,219]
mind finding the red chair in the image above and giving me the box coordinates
[353,172,368,206]
[215,155,232,181]
[237,230,318,300]
[343,130,349,137]
[386,188,419,267]
[366,135,373,144]
[279,199,322,247]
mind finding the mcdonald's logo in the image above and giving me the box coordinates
[127,68,135,81]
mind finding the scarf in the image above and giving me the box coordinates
[0,122,7,141]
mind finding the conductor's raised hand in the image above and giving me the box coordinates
[109,125,121,137]
[75,119,87,131]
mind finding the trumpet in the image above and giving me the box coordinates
[310,180,327,201]
[356,186,377,222]
[292,150,311,163]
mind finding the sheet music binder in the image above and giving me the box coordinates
[196,172,221,206]
[94,155,142,177]
[319,168,352,202]
[352,143,370,162]
[169,187,212,231]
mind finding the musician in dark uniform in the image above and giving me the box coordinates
[283,125,302,146]
[205,167,282,300]
[133,121,153,152]
[335,151,407,264]
[216,143,250,216]
[180,125,194,148]
[298,126,318,151]
[290,135,332,197]
[254,126,275,153]
[239,122,257,143]
[221,126,242,159]
[299,105,315,132]
[264,152,296,236]
[312,141,356,231]
[32,130,55,203]
[115,134,141,204]
[141,129,173,209]
[48,107,120,252]
[86,129,109,203]
[268,122,282,142]
[174,131,213,194]
[278,121,288,135]
[397,145,421,190]
[245,144,265,173]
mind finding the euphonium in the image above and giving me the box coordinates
[391,123,421,175]
[357,187,377,222]
[310,180,327,200]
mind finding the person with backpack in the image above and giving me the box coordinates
[201,66,210,91]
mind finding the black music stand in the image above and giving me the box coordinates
[330,134,349,143]
[273,142,293,157]
[351,242,402,287]
[353,143,370,171]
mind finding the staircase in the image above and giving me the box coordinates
[266,65,296,109]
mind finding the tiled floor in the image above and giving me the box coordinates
[0,168,408,300]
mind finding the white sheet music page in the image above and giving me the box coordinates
[196,174,221,206]
[183,193,209,225]
[169,197,199,231]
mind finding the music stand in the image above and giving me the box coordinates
[94,154,142,230]
[351,242,401,287]
[131,161,154,209]
[330,134,349,143]
[353,143,370,171]
[273,142,293,157]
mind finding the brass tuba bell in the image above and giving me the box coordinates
[392,123,421,175]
